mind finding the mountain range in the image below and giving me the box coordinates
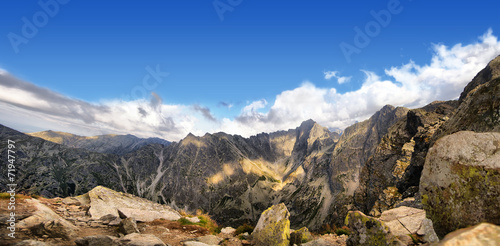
[1,55,499,232]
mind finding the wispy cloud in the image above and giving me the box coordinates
[324,71,352,84]
[218,101,234,109]
[193,104,217,122]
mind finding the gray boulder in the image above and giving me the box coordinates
[379,206,438,244]
[119,217,140,235]
[87,186,181,222]
[75,235,120,246]
[345,211,403,246]
[119,233,166,246]
[252,203,290,246]
[437,223,500,246]
[420,131,500,237]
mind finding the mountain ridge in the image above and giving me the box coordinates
[27,130,171,155]
[1,55,499,233]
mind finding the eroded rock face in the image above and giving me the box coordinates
[353,101,456,216]
[345,211,402,246]
[87,186,181,222]
[420,131,500,238]
[437,223,500,246]
[438,56,500,137]
[252,203,290,246]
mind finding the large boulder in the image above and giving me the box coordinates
[17,199,79,240]
[437,223,500,246]
[345,211,403,246]
[252,203,290,246]
[379,206,438,244]
[420,131,500,237]
[87,186,181,222]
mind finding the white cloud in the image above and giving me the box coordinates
[219,29,500,136]
[242,99,267,114]
[324,71,338,80]
[337,76,352,84]
[1,30,499,141]
[0,71,215,141]
[324,70,352,84]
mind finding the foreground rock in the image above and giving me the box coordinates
[182,235,223,245]
[75,235,120,246]
[420,131,500,237]
[119,217,140,235]
[17,199,79,240]
[437,223,500,246]
[379,206,438,244]
[87,186,181,222]
[345,211,403,246]
[252,203,290,246]
[290,227,312,245]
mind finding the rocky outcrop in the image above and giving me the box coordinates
[87,186,181,222]
[353,101,456,216]
[437,223,500,246]
[251,203,290,246]
[459,55,500,104]
[420,131,500,237]
[345,211,402,246]
[379,206,438,244]
[17,199,79,240]
[438,55,500,137]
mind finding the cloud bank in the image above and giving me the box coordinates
[0,30,499,141]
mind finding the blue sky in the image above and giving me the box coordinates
[1,0,500,140]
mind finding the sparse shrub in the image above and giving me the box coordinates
[178,210,220,234]
[335,226,351,236]
[320,224,335,235]
[235,224,254,235]
[178,217,195,225]
[0,192,32,200]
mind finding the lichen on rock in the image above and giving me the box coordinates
[252,203,290,246]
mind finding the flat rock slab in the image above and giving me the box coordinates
[87,186,181,222]
[380,206,426,234]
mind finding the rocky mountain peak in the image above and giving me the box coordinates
[459,55,500,103]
